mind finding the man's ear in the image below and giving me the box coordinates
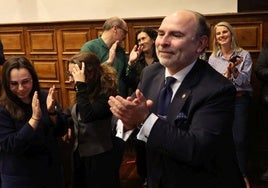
[112,25,118,33]
[197,35,208,53]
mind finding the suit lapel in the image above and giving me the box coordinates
[168,89,191,122]
[168,60,204,122]
[151,68,165,113]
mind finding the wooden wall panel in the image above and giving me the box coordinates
[0,30,25,55]
[27,29,57,54]
[61,29,90,54]
[32,59,59,81]
[66,90,76,108]
[94,26,104,38]
[232,23,262,52]
[132,25,159,33]
[236,26,259,49]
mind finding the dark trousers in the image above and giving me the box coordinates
[1,165,65,188]
[135,139,147,181]
[233,94,251,176]
[72,136,125,188]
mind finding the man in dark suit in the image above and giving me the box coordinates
[109,10,246,188]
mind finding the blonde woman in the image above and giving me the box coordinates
[208,21,252,188]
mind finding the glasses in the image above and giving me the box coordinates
[117,25,128,35]
[10,78,32,89]
[66,71,73,78]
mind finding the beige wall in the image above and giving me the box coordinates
[0,0,237,23]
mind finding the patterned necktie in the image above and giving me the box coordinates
[157,76,176,117]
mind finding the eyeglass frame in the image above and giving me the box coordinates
[9,78,33,89]
[116,25,128,34]
[66,71,73,78]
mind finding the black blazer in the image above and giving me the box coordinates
[71,104,113,157]
[137,59,245,188]
[255,41,268,105]
[70,82,113,157]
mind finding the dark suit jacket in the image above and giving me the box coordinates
[255,41,268,105]
[137,59,245,188]
[0,91,66,188]
[69,82,113,157]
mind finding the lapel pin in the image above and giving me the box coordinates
[182,93,186,99]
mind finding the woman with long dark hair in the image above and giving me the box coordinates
[0,56,66,188]
[126,27,159,94]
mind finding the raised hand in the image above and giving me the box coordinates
[32,91,42,119]
[106,40,119,65]
[47,85,56,113]
[128,45,143,65]
[29,91,42,129]
[72,62,85,83]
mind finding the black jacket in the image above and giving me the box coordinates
[255,41,268,105]
[137,60,245,188]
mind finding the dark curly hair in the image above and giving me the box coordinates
[67,51,118,102]
[135,27,158,61]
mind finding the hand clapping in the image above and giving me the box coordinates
[32,91,42,120]
[47,85,56,113]
[225,56,243,79]
[108,89,153,131]
[30,91,42,129]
